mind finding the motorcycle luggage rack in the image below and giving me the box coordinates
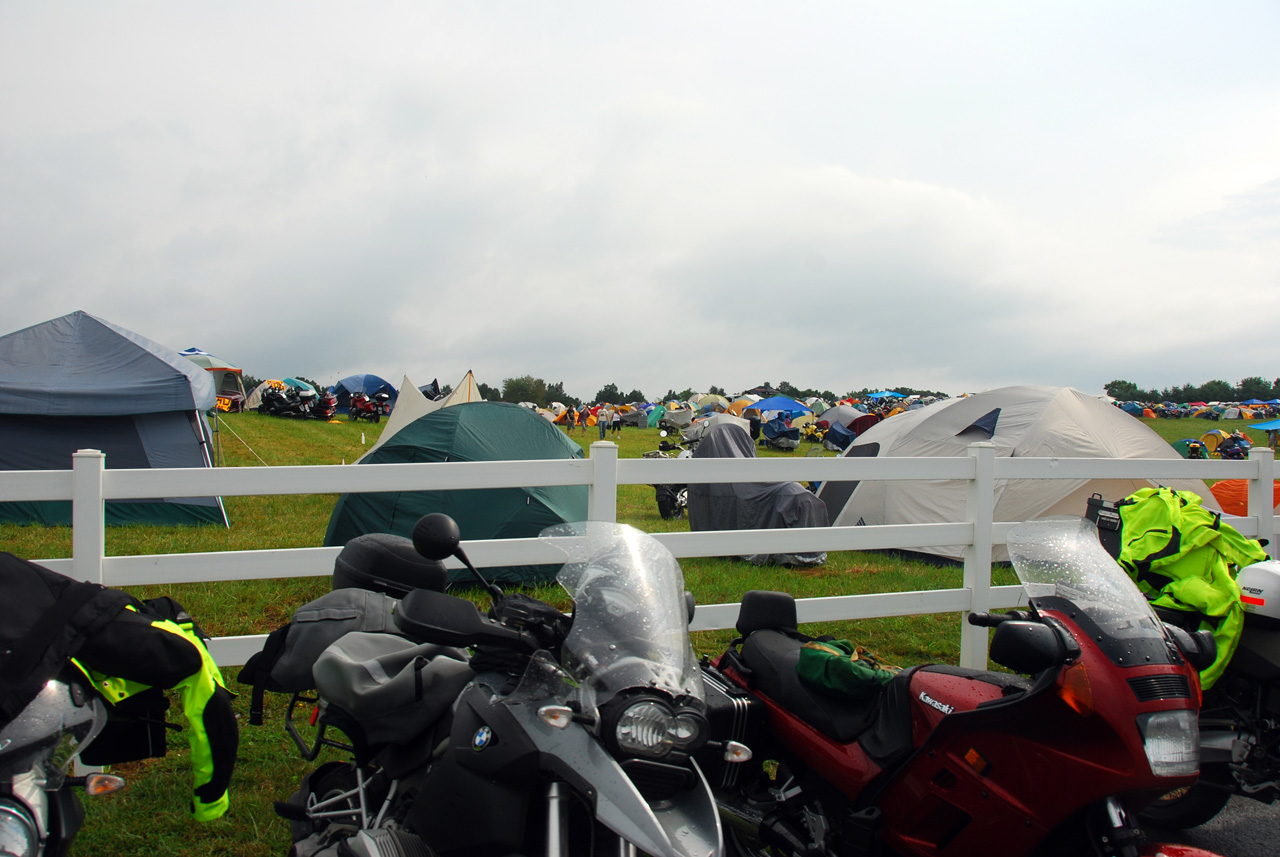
[284,691,358,762]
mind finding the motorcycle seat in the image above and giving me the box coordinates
[740,629,893,744]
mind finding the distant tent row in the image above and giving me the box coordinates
[0,311,228,527]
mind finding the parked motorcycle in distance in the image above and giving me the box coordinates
[0,674,125,856]
[274,514,729,857]
[702,517,1224,857]
[347,391,389,423]
[259,386,316,418]
[310,390,338,420]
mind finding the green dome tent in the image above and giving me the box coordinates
[324,402,587,586]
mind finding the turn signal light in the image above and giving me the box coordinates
[1057,662,1094,716]
[84,773,126,796]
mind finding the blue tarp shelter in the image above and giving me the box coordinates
[0,311,228,527]
[744,396,813,418]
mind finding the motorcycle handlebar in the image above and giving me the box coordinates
[967,611,1031,627]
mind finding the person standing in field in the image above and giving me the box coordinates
[598,406,610,440]
[612,408,622,437]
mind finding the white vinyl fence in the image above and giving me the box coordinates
[3,442,1275,671]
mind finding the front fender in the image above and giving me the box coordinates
[505,701,724,857]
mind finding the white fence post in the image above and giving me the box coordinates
[71,449,106,584]
[1250,446,1275,559]
[588,442,619,523]
[961,442,995,669]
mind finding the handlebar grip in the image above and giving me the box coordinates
[967,612,1008,627]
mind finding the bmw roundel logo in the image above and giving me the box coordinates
[472,726,493,751]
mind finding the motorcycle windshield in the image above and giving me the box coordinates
[541,522,704,708]
[1008,516,1170,665]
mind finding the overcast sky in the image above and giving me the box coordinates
[2,3,1277,402]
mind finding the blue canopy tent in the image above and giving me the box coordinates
[866,391,904,400]
[743,396,813,418]
[330,374,398,412]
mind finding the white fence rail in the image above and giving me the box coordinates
[3,443,1275,671]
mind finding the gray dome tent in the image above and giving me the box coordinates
[817,385,1217,562]
[0,311,227,526]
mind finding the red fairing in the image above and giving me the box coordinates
[875,606,1202,856]
[715,599,1204,857]
[1139,846,1229,857]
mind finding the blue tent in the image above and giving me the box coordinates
[745,396,812,417]
[330,374,398,412]
[0,311,227,527]
[1251,418,1280,431]
[867,391,903,400]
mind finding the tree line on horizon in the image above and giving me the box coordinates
[1105,376,1280,404]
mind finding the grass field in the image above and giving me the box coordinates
[3,410,1268,855]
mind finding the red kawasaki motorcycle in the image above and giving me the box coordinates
[701,517,1225,857]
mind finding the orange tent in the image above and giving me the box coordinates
[1208,480,1280,517]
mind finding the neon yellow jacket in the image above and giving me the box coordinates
[1117,487,1268,689]
[75,613,235,821]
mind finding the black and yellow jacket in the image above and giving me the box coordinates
[0,552,236,820]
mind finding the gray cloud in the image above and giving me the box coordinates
[2,4,1279,403]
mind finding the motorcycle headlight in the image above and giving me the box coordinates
[612,699,709,759]
[1138,709,1200,777]
[0,799,39,857]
